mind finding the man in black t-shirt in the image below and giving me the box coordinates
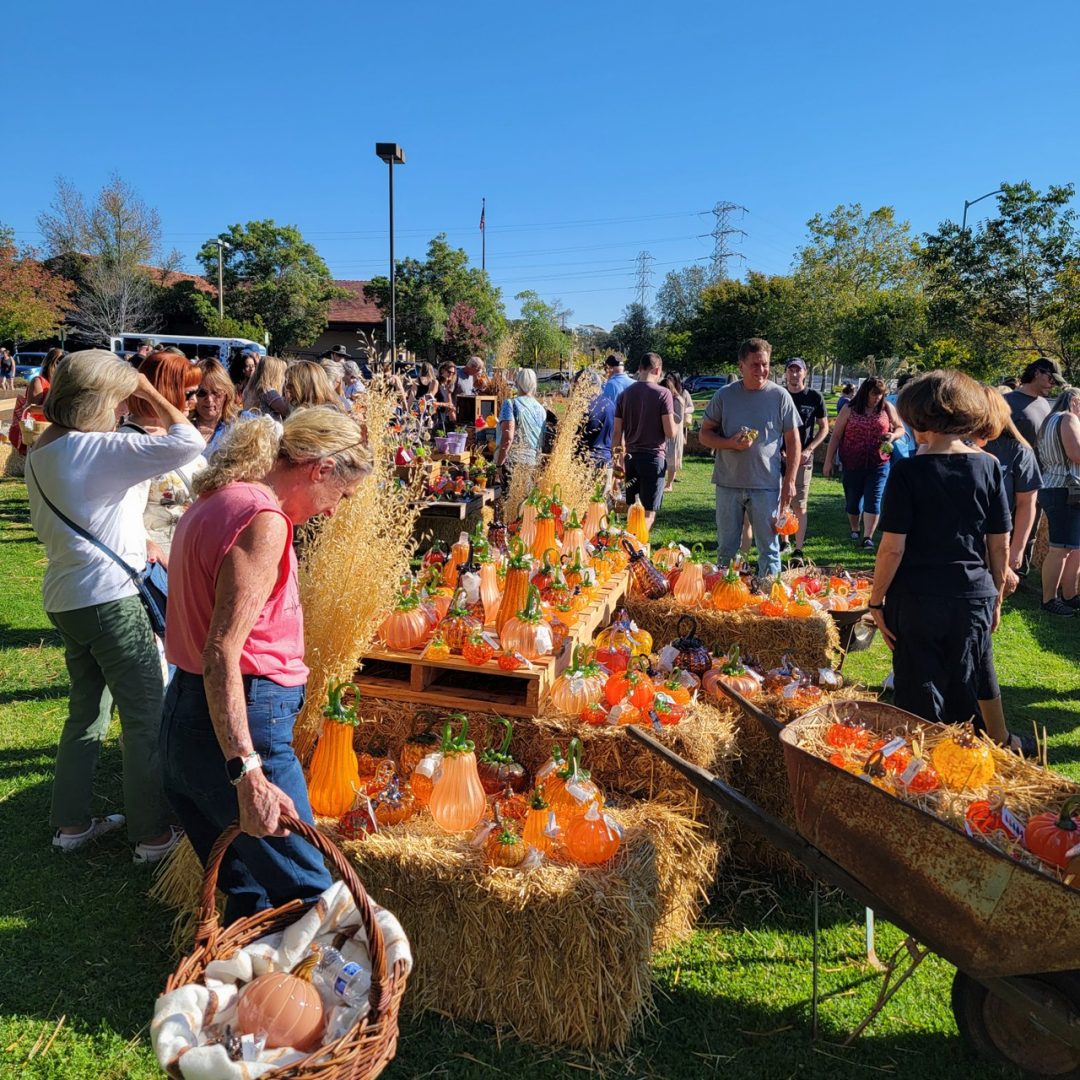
[782,359,828,560]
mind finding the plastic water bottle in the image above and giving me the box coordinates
[313,945,372,1007]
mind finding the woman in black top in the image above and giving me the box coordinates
[868,371,1011,729]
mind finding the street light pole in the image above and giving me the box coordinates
[375,143,406,366]
[215,238,232,319]
[961,189,1004,233]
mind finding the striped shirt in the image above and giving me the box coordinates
[1037,412,1080,488]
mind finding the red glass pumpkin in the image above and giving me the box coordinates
[1024,796,1080,869]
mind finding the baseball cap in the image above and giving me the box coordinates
[1023,357,1065,386]
[785,358,807,372]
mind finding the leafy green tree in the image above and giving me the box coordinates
[607,303,657,368]
[655,265,709,329]
[198,221,343,351]
[0,228,75,344]
[513,291,572,367]
[365,234,505,357]
[833,290,927,371]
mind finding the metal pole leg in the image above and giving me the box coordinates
[812,876,820,1040]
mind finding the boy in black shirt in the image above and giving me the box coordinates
[782,359,828,560]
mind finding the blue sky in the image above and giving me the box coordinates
[6,0,1080,330]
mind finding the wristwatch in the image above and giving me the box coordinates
[226,751,263,786]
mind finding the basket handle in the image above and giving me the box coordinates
[195,815,392,1015]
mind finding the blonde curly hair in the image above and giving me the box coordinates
[195,407,372,495]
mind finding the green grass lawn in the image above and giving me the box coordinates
[0,464,1076,1079]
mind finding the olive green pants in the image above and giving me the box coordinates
[47,595,169,843]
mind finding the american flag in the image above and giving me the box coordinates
[479,201,485,232]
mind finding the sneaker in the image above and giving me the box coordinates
[862,537,876,550]
[133,826,184,865]
[1042,598,1077,617]
[1061,593,1080,610]
[52,814,125,852]
[850,530,860,543]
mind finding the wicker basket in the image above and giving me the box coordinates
[160,815,408,1079]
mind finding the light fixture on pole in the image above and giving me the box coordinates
[215,238,232,319]
[375,142,406,365]
[961,189,1004,233]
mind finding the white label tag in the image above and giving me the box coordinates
[878,737,907,759]
[481,630,501,650]
[565,780,591,804]
[543,811,560,839]
[899,758,924,786]
[1000,805,1024,840]
[603,813,623,838]
[781,681,800,700]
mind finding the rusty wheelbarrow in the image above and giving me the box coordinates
[628,689,1080,1077]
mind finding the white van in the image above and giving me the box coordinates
[109,333,267,366]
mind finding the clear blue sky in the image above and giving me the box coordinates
[6,0,1080,330]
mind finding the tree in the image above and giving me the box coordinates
[155,279,265,342]
[441,302,492,363]
[198,221,343,351]
[66,259,159,344]
[0,228,75,345]
[655,265,709,329]
[833,290,927,370]
[513,291,572,367]
[365,234,506,357]
[607,303,657,368]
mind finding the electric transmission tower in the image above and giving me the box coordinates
[634,250,654,308]
[709,202,748,281]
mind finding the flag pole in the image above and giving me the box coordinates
[481,197,486,272]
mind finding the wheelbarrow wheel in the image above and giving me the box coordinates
[952,970,1080,1078]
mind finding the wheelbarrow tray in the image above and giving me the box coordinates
[780,699,1080,979]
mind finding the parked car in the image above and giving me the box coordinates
[13,352,46,381]
[537,372,571,395]
[688,374,732,395]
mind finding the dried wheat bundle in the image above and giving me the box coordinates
[534,372,600,522]
[294,385,423,760]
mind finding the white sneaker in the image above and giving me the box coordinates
[883,670,895,691]
[52,814,125,852]
[133,826,184,865]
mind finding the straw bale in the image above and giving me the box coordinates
[622,596,841,672]
[2,445,24,477]
[330,799,716,1051]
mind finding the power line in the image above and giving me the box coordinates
[709,201,748,281]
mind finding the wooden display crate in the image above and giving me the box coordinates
[355,570,629,717]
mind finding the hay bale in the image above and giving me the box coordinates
[332,799,716,1051]
[2,446,24,477]
[623,596,840,672]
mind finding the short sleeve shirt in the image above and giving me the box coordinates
[704,380,800,490]
[788,388,826,449]
[614,381,673,454]
[1003,390,1052,461]
[983,436,1042,511]
[879,453,1012,599]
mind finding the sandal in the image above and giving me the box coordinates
[998,733,1038,758]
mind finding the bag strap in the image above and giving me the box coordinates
[26,455,142,584]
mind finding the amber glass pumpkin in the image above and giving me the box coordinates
[442,531,471,589]
[379,592,430,651]
[549,646,607,715]
[931,732,996,790]
[825,717,870,752]
[307,680,361,818]
[477,716,528,794]
[463,627,496,666]
[670,615,712,678]
[408,751,441,807]
[496,538,532,635]
[236,950,325,1051]
[522,788,558,856]
[584,482,607,542]
[440,588,480,653]
[673,546,706,606]
[561,509,588,565]
[595,607,653,657]
[478,560,502,627]
[372,772,416,827]
[623,539,669,599]
[564,802,621,866]
[785,585,816,619]
[485,824,527,868]
[769,575,791,606]
[429,716,488,832]
[1024,796,1080,869]
[531,501,559,562]
[500,586,554,660]
[773,508,799,536]
[626,497,649,545]
[711,560,750,611]
[547,738,602,829]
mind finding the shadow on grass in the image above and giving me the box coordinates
[0,624,62,650]
[0,684,68,707]
[0,745,177,1036]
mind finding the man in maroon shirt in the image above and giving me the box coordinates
[612,353,678,528]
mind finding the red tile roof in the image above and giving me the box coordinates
[328,280,382,324]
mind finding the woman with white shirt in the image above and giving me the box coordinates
[26,351,205,861]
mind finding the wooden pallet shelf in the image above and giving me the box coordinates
[355,570,629,717]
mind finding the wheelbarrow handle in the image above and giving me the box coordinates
[713,679,786,741]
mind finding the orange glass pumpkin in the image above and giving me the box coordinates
[428,715,488,832]
[547,738,602,829]
[549,645,607,715]
[1024,796,1080,869]
[561,509,589,566]
[531,503,559,562]
[462,627,496,666]
[522,788,558,857]
[584,482,607,542]
[673,546,706,607]
[485,824,527,868]
[773,508,799,536]
[441,531,471,589]
[500,586,554,660]
[236,950,325,1051]
[564,801,621,865]
[307,680,361,818]
[519,488,543,548]
[440,588,480,653]
[379,592,431,651]
[703,649,760,700]
[785,585,816,619]
[478,560,502,627]
[709,560,749,611]
[496,539,532,635]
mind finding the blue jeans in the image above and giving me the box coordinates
[842,463,890,516]
[715,486,782,577]
[160,671,331,925]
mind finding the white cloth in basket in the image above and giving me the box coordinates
[151,880,411,1080]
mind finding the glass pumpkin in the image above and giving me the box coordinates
[440,588,481,653]
[931,732,996,790]
[670,615,712,678]
[702,649,760,700]
[522,788,558,857]
[307,680,361,818]
[496,539,533,635]
[485,824,527,869]
[500,586,554,661]
[372,772,416,827]
[564,802,621,866]
[561,510,589,566]
[595,607,653,657]
[462,627,496,666]
[711,560,750,611]
[236,950,325,1051]
[623,539,670,599]
[584,482,607,542]
[379,592,431,651]
[673,551,706,606]
[429,716,488,832]
[549,646,607,715]
[1024,797,1080,869]
[531,503,559,562]
[547,738,602,829]
[519,489,543,549]
[478,560,502,627]
[441,531,471,589]
[476,716,528,794]
[626,498,650,545]
[408,751,441,807]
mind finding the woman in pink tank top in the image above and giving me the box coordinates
[161,408,371,924]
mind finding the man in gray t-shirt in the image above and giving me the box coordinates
[698,338,800,575]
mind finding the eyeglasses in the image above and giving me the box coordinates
[195,388,222,398]
[185,389,198,400]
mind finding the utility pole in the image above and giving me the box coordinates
[215,238,231,319]
[634,250,654,308]
[709,201,748,281]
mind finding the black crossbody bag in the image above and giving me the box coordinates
[27,456,169,636]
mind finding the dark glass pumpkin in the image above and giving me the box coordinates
[621,539,670,600]
[670,615,711,677]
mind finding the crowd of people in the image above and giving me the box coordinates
[15,336,1080,925]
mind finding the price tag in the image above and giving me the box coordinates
[900,758,924,787]
[878,737,907,759]
[543,811,560,839]
[481,631,501,650]
[1000,805,1024,840]
[603,813,623,837]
